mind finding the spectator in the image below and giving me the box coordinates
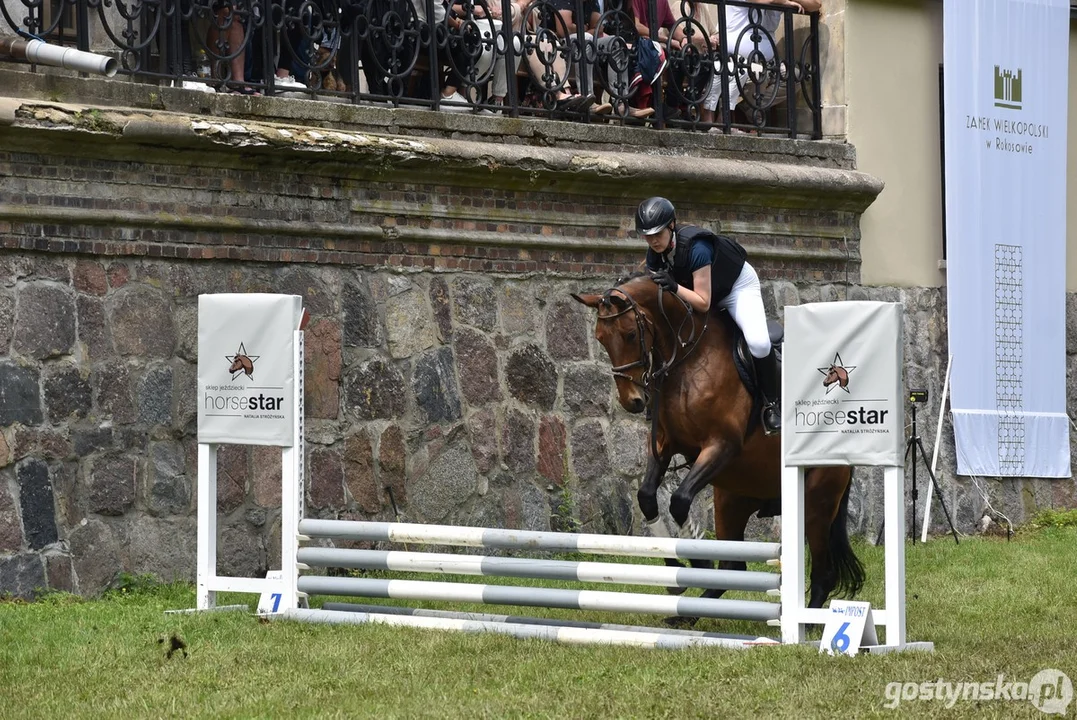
[699,0,818,126]
[471,0,528,111]
[520,0,593,110]
[628,0,684,115]
[207,0,258,94]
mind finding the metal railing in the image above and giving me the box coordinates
[1,0,822,137]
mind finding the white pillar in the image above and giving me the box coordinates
[196,443,218,610]
[883,466,907,647]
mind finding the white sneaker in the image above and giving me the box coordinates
[439,91,470,112]
[274,74,306,90]
[181,80,217,93]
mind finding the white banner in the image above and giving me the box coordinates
[944,0,1070,477]
[783,302,904,467]
[197,294,304,446]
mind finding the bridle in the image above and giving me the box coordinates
[597,282,709,467]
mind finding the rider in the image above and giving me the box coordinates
[635,196,782,434]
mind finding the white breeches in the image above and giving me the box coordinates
[715,262,771,359]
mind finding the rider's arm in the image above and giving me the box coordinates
[675,264,711,313]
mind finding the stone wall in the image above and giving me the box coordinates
[0,70,1074,600]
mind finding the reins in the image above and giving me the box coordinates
[596,283,709,471]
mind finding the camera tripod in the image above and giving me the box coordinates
[876,401,960,545]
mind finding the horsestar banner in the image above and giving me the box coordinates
[944,0,1070,477]
[197,294,304,446]
[782,301,903,467]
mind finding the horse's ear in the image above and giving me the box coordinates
[608,293,628,309]
[571,292,603,309]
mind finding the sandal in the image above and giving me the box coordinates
[226,84,262,96]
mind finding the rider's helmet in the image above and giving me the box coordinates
[634,197,676,236]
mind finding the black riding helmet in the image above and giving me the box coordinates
[635,197,676,236]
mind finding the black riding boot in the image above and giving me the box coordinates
[753,349,782,435]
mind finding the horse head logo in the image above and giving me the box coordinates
[226,343,260,380]
[822,365,849,390]
[818,353,856,394]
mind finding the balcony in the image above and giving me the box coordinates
[1,0,823,138]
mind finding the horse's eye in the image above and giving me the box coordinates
[626,331,636,342]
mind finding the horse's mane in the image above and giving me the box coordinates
[615,269,649,285]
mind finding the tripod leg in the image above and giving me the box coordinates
[915,438,960,545]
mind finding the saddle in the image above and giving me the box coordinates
[729,313,784,434]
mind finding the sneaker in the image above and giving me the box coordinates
[440,91,470,112]
[181,80,216,93]
[274,74,306,90]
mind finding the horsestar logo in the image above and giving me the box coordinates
[793,351,889,433]
[226,342,260,380]
[818,352,856,394]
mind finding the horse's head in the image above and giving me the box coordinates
[571,276,661,414]
[822,365,848,389]
[229,355,254,378]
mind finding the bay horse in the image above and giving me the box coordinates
[571,274,864,612]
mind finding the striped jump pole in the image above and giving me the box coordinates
[297,547,780,593]
[320,602,774,642]
[284,607,780,650]
[296,576,782,623]
[297,519,781,564]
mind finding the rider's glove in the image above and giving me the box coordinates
[650,270,679,294]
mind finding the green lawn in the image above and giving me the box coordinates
[1,528,1075,719]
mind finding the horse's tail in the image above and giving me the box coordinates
[829,473,865,599]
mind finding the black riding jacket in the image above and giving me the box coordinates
[645,225,747,303]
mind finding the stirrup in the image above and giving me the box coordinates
[762,403,781,436]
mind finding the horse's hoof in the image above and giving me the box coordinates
[664,585,688,596]
[662,615,699,629]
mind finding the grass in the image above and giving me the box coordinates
[1,528,1075,719]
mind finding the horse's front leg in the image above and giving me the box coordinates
[669,441,739,538]
[638,447,673,532]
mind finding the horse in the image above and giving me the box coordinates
[571,274,864,612]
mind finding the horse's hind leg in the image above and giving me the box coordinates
[805,466,865,608]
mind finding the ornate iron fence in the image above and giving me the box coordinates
[1,0,822,136]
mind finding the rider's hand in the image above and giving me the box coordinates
[650,270,679,294]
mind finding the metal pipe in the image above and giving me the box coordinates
[0,37,118,77]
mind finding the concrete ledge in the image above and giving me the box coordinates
[0,94,883,213]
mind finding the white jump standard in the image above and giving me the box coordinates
[191,294,932,652]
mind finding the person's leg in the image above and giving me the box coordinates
[720,263,780,434]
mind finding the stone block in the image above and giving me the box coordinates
[609,420,647,476]
[251,445,283,508]
[217,523,266,579]
[466,409,497,475]
[378,424,407,507]
[11,427,71,462]
[76,295,113,361]
[452,277,498,332]
[0,553,46,600]
[408,439,477,522]
[277,267,334,317]
[148,441,189,516]
[501,408,536,473]
[73,260,108,296]
[413,347,462,424]
[93,363,135,424]
[562,365,612,416]
[570,419,609,483]
[430,277,453,341]
[309,445,345,510]
[45,554,74,593]
[453,328,501,406]
[344,431,379,513]
[216,444,247,513]
[108,285,176,358]
[125,515,196,583]
[0,481,23,552]
[343,278,384,348]
[13,282,76,360]
[43,365,92,422]
[68,518,121,595]
[305,318,342,419]
[386,289,436,359]
[545,300,590,361]
[343,358,407,421]
[85,454,136,517]
[0,362,43,426]
[537,415,566,486]
[16,459,57,549]
[506,344,557,409]
[0,291,13,353]
[499,284,537,337]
